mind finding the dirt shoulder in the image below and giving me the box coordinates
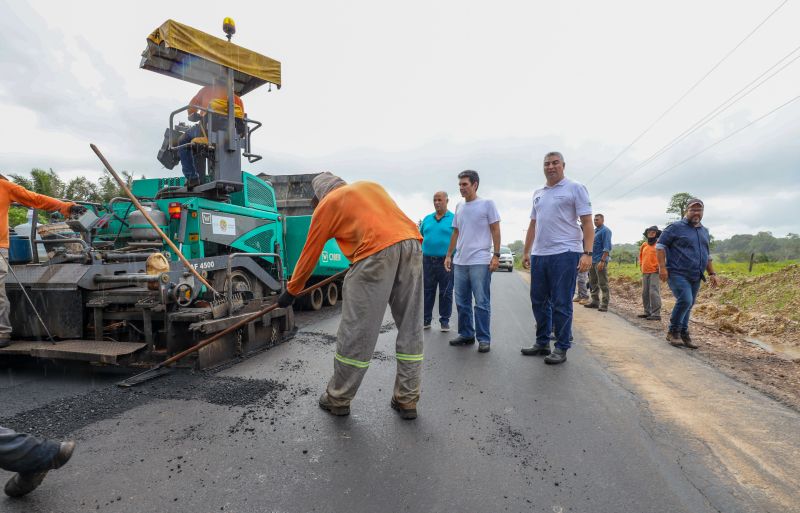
[608,270,800,412]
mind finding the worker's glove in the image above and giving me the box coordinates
[277,290,296,308]
[70,204,88,217]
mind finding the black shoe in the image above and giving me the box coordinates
[583,303,599,309]
[544,348,567,365]
[646,315,661,321]
[423,322,431,330]
[186,177,201,189]
[391,397,418,420]
[477,342,491,353]
[4,441,75,498]
[449,336,475,346]
[0,337,9,349]
[666,330,683,347]
[636,314,649,318]
[318,393,350,416]
[521,345,551,356]
[680,332,698,349]
[598,305,608,312]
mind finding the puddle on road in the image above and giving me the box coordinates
[744,337,800,361]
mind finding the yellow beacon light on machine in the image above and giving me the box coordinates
[223,17,236,40]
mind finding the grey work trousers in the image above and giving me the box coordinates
[326,239,424,408]
[588,263,610,307]
[0,248,11,338]
[575,271,590,299]
[0,426,59,474]
[641,272,662,317]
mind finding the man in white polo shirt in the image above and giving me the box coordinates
[444,170,501,354]
[521,152,594,365]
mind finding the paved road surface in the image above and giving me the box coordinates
[1,271,798,512]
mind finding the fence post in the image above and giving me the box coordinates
[748,252,755,273]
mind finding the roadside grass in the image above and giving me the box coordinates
[607,260,799,282]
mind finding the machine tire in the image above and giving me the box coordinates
[307,286,324,311]
[324,282,338,307]
[211,269,264,300]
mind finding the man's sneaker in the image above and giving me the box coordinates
[391,397,418,420]
[544,348,567,365]
[646,315,661,321]
[477,342,491,353]
[598,305,608,312]
[423,322,431,330]
[318,393,350,416]
[666,330,683,347]
[583,302,599,309]
[521,345,551,356]
[449,335,475,346]
[4,441,75,498]
[636,313,649,318]
[440,322,450,332]
[681,332,698,349]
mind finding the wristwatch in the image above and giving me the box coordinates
[583,251,593,256]
[493,252,501,257]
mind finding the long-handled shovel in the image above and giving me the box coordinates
[117,270,348,387]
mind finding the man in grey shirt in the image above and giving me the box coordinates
[444,170,501,354]
[521,152,594,364]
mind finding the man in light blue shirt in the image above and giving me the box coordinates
[444,170,501,354]
[419,191,454,331]
[521,152,594,365]
[585,214,612,311]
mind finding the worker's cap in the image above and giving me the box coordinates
[686,198,704,208]
[643,225,662,237]
[311,172,347,202]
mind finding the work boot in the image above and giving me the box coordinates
[572,296,582,302]
[477,342,491,353]
[391,397,418,420]
[544,348,567,365]
[0,336,10,349]
[4,441,75,498]
[440,322,450,332]
[666,330,683,347]
[521,344,551,356]
[681,332,698,349]
[318,393,350,416]
[186,177,200,189]
[636,313,649,318]
[598,305,608,312]
[583,302,599,309]
[449,335,475,346]
[646,315,661,321]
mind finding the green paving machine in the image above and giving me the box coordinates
[1,19,348,368]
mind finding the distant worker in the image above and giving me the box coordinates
[444,170,501,354]
[277,173,424,420]
[521,152,593,365]
[419,191,455,332]
[657,198,719,348]
[178,82,245,188]
[1,426,75,497]
[0,175,85,348]
[584,214,612,312]
[638,226,662,320]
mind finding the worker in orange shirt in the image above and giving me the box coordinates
[178,82,245,188]
[277,173,424,420]
[0,175,85,348]
[638,225,662,320]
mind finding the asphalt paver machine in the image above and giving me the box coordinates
[1,19,314,369]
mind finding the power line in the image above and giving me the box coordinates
[585,0,790,185]
[592,43,800,199]
[612,93,800,200]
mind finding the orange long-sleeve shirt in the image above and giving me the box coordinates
[287,181,422,295]
[639,241,659,274]
[1,180,74,248]
[188,85,244,119]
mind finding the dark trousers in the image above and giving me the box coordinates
[531,252,581,351]
[588,263,610,307]
[667,274,701,333]
[423,256,453,325]
[0,426,59,474]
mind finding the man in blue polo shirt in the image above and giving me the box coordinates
[521,151,594,365]
[584,213,612,311]
[419,191,455,331]
[656,198,719,348]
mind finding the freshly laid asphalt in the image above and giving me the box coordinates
[0,271,793,512]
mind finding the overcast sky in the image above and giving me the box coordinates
[1,0,798,243]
